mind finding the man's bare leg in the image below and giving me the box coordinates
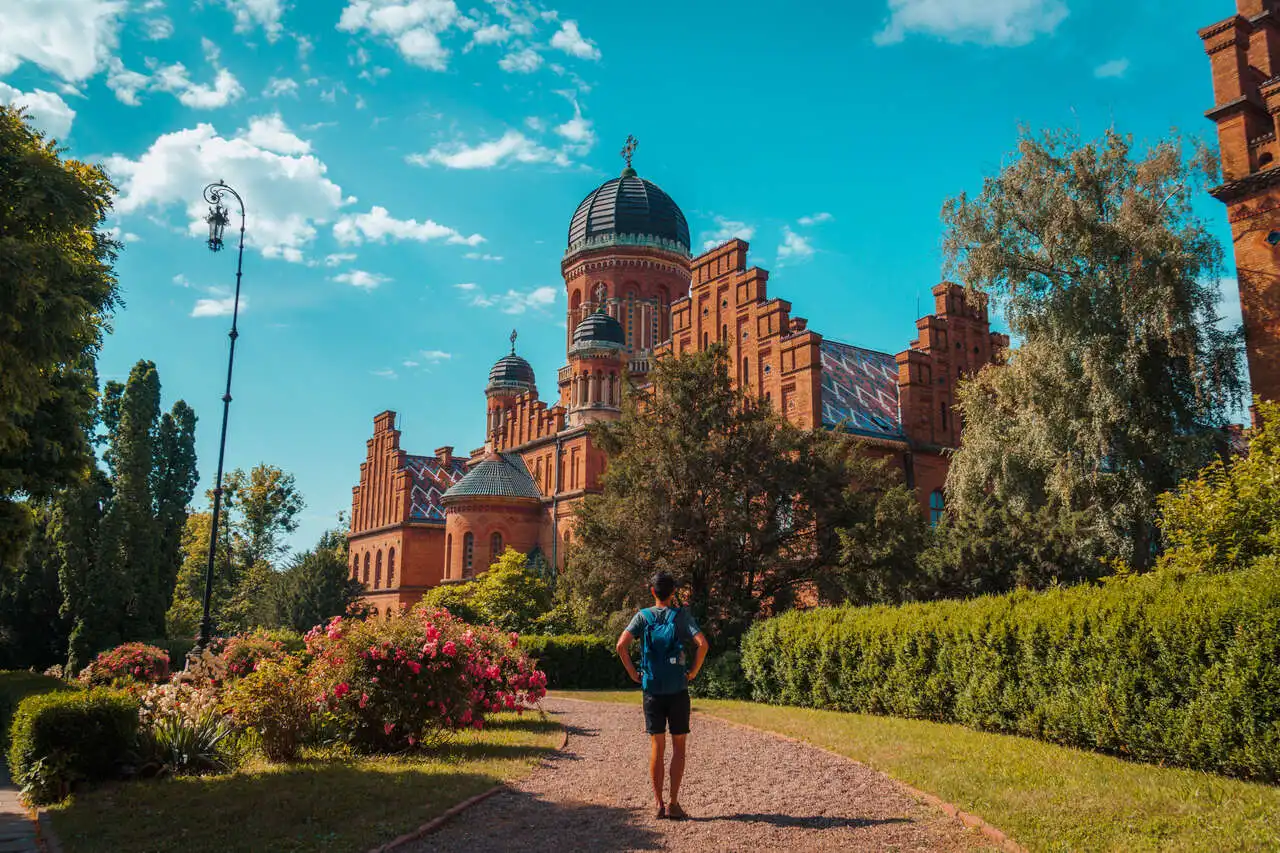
[649,734,666,811]
[668,733,687,812]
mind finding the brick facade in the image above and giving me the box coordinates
[349,171,1006,614]
[1202,0,1280,411]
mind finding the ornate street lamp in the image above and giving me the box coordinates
[195,180,246,651]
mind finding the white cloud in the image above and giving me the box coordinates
[333,269,389,289]
[110,59,245,109]
[454,282,557,313]
[408,129,569,169]
[263,76,299,97]
[1094,58,1129,79]
[372,368,398,378]
[0,0,127,83]
[1217,277,1243,332]
[421,349,452,361]
[797,212,833,226]
[145,16,174,40]
[549,20,600,60]
[241,113,310,155]
[0,83,76,139]
[325,252,357,267]
[338,0,460,71]
[499,46,542,73]
[103,225,140,243]
[333,205,484,246]
[464,252,503,261]
[402,360,419,367]
[701,216,755,250]
[471,24,510,46]
[874,0,1067,47]
[222,0,287,42]
[191,295,244,317]
[172,273,193,287]
[105,122,345,261]
[554,98,594,154]
[776,226,814,265]
[524,116,545,132]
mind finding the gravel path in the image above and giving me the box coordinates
[402,698,996,852]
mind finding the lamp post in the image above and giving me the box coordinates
[196,180,246,650]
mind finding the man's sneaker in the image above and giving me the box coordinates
[667,802,688,820]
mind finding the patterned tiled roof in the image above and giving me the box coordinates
[819,339,904,440]
[441,453,542,502]
[405,454,469,521]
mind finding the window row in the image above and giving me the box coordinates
[351,547,397,589]
[445,531,505,578]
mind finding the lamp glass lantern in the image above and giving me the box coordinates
[205,201,230,252]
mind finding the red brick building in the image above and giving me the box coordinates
[348,157,1007,616]
[1201,0,1280,414]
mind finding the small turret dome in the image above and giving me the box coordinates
[572,308,625,348]
[486,330,535,395]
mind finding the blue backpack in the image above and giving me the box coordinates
[640,607,686,695]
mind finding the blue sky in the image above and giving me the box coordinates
[4,0,1244,553]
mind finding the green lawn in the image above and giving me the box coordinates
[554,690,1280,853]
[48,713,561,853]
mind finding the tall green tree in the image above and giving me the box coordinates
[270,527,362,633]
[0,503,69,670]
[150,401,198,633]
[100,361,161,638]
[941,128,1244,571]
[0,106,120,567]
[568,344,920,644]
[223,465,304,570]
[55,469,113,672]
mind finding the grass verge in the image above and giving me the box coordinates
[48,712,561,853]
[553,689,1280,853]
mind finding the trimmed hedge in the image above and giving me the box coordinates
[8,688,139,804]
[742,557,1280,781]
[519,635,634,689]
[0,672,71,749]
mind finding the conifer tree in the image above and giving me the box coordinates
[55,469,113,673]
[150,401,198,636]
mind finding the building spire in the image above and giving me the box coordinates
[620,134,638,177]
[510,328,517,354]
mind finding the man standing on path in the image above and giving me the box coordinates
[616,571,710,821]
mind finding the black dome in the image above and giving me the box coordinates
[487,353,535,392]
[567,172,689,256]
[572,309,625,347]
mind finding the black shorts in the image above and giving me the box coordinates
[643,690,691,736]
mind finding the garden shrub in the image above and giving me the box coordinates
[421,548,554,633]
[136,681,247,775]
[8,688,139,805]
[307,607,547,752]
[518,635,633,689]
[215,628,301,680]
[741,556,1280,781]
[688,651,750,700]
[78,642,170,688]
[222,657,316,761]
[0,672,71,746]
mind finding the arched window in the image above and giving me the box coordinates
[446,534,453,576]
[362,552,370,585]
[941,401,949,431]
[370,606,379,619]
[702,332,709,349]
[929,490,945,526]
[387,548,396,588]
[463,532,474,577]
[742,357,749,385]
[490,531,503,565]
[374,550,383,588]
[351,557,359,580]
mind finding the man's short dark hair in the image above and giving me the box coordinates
[650,571,676,600]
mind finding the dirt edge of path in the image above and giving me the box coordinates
[553,696,1027,853]
[369,720,571,853]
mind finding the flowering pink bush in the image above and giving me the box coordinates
[79,642,171,687]
[306,606,547,752]
[213,630,296,681]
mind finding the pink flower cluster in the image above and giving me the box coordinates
[79,642,171,688]
[306,607,547,752]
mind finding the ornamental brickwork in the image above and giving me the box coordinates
[1202,0,1280,411]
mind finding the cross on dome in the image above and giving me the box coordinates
[510,328,517,354]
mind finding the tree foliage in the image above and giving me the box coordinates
[0,106,120,566]
[421,547,555,633]
[1157,399,1280,575]
[941,128,1244,570]
[567,344,922,645]
[270,527,363,633]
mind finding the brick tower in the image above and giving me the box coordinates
[1202,0,1280,407]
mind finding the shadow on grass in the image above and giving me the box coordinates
[52,757,528,853]
[413,789,665,852]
